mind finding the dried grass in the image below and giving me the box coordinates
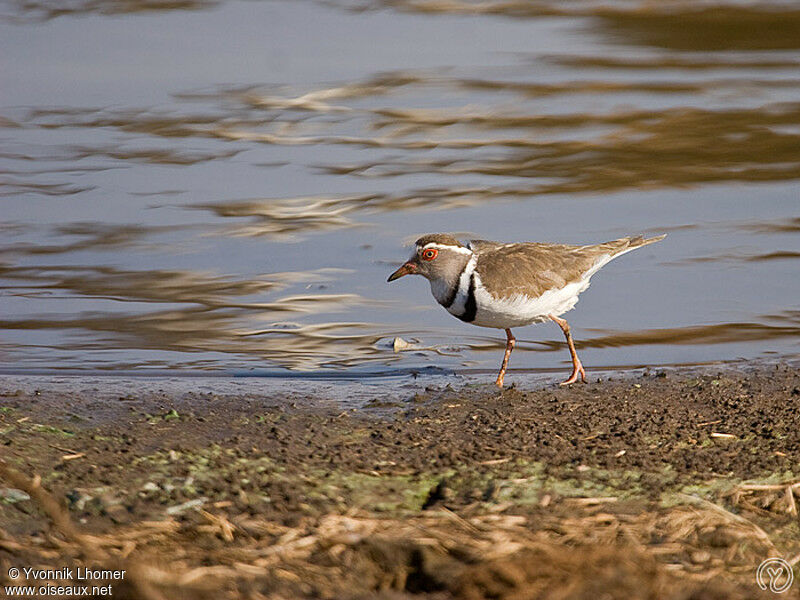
[729,479,800,517]
[1,458,795,599]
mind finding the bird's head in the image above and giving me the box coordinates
[387,234,472,284]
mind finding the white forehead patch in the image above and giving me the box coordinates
[417,242,473,255]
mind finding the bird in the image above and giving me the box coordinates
[387,233,665,387]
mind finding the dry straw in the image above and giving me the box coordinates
[1,458,798,599]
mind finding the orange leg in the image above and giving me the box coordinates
[495,328,516,388]
[549,314,587,385]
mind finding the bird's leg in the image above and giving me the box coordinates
[549,314,587,385]
[495,328,516,388]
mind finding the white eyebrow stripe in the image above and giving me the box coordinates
[417,242,473,255]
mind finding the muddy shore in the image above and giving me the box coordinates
[1,365,799,599]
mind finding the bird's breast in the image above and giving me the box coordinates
[468,276,591,328]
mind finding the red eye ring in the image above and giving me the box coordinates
[421,248,438,261]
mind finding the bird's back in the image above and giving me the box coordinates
[472,235,664,302]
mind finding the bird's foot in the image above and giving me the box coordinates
[559,363,587,386]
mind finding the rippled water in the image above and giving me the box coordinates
[1,0,798,376]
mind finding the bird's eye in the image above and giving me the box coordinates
[421,248,438,261]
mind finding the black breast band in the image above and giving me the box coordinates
[456,273,477,323]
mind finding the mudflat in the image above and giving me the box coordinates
[1,365,798,599]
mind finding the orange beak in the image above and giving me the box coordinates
[387,262,417,282]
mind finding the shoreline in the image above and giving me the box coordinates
[1,363,798,598]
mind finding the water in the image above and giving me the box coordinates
[1,0,799,377]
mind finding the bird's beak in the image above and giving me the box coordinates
[387,261,417,282]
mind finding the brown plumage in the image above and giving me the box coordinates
[389,233,665,387]
[414,233,466,248]
[474,236,663,300]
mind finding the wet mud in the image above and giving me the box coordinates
[1,365,798,598]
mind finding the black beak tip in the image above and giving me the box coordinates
[388,263,414,282]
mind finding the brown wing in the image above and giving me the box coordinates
[467,239,505,254]
[474,236,663,299]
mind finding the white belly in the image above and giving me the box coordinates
[469,277,591,329]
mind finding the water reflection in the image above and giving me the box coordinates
[594,6,800,52]
[0,312,390,371]
[671,251,800,265]
[0,264,390,370]
[14,73,800,224]
[392,311,800,364]
[0,224,168,256]
[578,312,800,350]
[1,0,798,374]
[0,264,354,304]
[0,179,93,196]
[2,0,217,22]
[18,74,800,200]
[190,191,478,238]
[544,55,800,71]
[737,217,800,234]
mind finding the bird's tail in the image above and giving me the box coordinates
[601,234,666,259]
[578,234,665,279]
[626,234,667,249]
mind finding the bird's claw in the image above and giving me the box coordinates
[559,364,587,386]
